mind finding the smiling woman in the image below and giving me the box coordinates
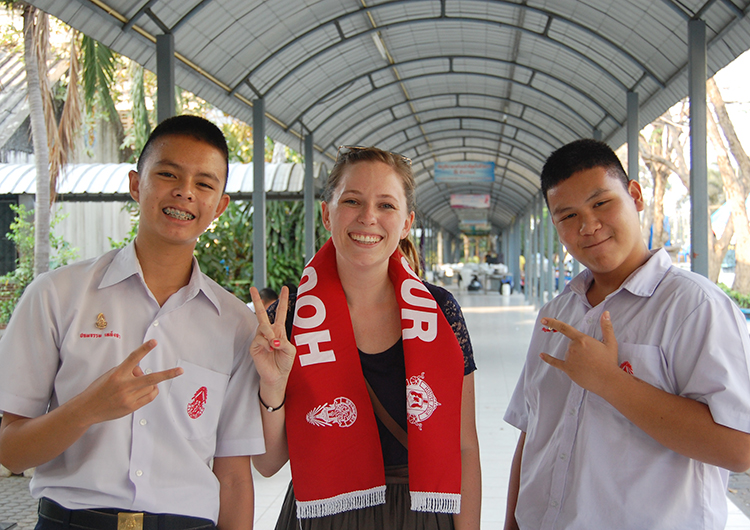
[249,146,481,530]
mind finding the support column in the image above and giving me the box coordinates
[253,99,266,288]
[689,19,709,277]
[627,90,639,182]
[524,211,531,303]
[156,34,175,123]
[536,195,544,307]
[512,222,521,294]
[304,134,315,264]
[547,205,555,297]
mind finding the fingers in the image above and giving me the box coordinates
[139,366,184,386]
[539,352,564,371]
[275,286,290,330]
[540,317,581,340]
[599,311,616,346]
[121,340,157,371]
[250,287,270,325]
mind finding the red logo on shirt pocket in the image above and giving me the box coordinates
[620,361,634,375]
[187,386,208,419]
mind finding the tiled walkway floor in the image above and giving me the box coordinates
[2,290,749,529]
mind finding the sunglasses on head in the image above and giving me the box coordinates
[336,145,412,166]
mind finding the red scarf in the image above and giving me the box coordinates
[285,239,464,518]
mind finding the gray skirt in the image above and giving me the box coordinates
[274,473,455,530]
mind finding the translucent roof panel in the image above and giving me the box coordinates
[27,0,750,235]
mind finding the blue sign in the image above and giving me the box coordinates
[434,161,495,183]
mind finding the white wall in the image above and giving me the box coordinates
[55,201,134,261]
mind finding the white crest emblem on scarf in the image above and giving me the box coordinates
[306,397,358,427]
[406,372,441,430]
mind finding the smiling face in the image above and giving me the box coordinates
[129,134,230,250]
[321,160,415,274]
[548,165,650,288]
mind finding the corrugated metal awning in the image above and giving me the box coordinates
[0,162,327,202]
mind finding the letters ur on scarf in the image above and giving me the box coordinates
[285,238,464,518]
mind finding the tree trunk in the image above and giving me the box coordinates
[709,215,733,283]
[707,79,750,293]
[24,5,50,277]
[639,126,671,249]
[707,103,750,292]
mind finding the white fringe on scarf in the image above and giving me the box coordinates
[411,491,462,514]
[296,485,386,519]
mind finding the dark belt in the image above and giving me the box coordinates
[38,498,215,530]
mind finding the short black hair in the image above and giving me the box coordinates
[137,115,229,191]
[258,287,278,304]
[541,138,629,203]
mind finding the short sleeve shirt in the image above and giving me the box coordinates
[0,243,265,523]
[504,249,750,530]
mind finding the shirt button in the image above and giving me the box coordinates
[568,408,575,416]
[139,419,147,426]
[145,368,153,375]
[153,321,159,327]
[559,453,567,460]
[136,470,143,477]
[551,500,559,507]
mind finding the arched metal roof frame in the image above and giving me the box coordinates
[235,3,663,98]
[317,91,584,146]
[306,62,603,144]
[27,0,750,237]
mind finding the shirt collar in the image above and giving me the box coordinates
[99,241,222,314]
[564,248,672,302]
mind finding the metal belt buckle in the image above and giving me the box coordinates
[117,513,144,530]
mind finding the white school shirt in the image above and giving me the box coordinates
[0,243,265,523]
[504,249,750,530]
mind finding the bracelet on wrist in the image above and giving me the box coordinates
[258,390,286,412]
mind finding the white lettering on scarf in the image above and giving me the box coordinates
[399,257,438,343]
[295,266,336,366]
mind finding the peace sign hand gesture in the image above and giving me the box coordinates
[539,311,623,398]
[74,340,183,426]
[249,286,296,394]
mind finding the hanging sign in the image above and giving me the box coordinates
[434,162,495,183]
[450,194,490,209]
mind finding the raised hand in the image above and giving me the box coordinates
[249,286,296,391]
[75,340,183,425]
[539,311,621,396]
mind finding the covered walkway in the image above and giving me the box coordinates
[249,289,750,529]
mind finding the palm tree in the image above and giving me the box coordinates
[22,3,51,276]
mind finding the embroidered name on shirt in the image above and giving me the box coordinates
[79,332,121,339]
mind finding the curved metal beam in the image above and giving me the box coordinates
[350,112,558,163]
[231,1,662,97]
[383,127,551,172]
[315,72,600,150]
[292,55,614,135]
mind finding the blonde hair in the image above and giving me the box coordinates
[325,147,421,276]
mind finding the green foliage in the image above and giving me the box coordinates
[193,200,329,302]
[718,283,750,309]
[80,35,118,121]
[0,204,78,324]
[108,201,139,249]
[126,63,150,158]
[222,120,254,163]
[195,201,254,296]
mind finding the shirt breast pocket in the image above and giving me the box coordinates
[618,343,674,394]
[168,360,229,440]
